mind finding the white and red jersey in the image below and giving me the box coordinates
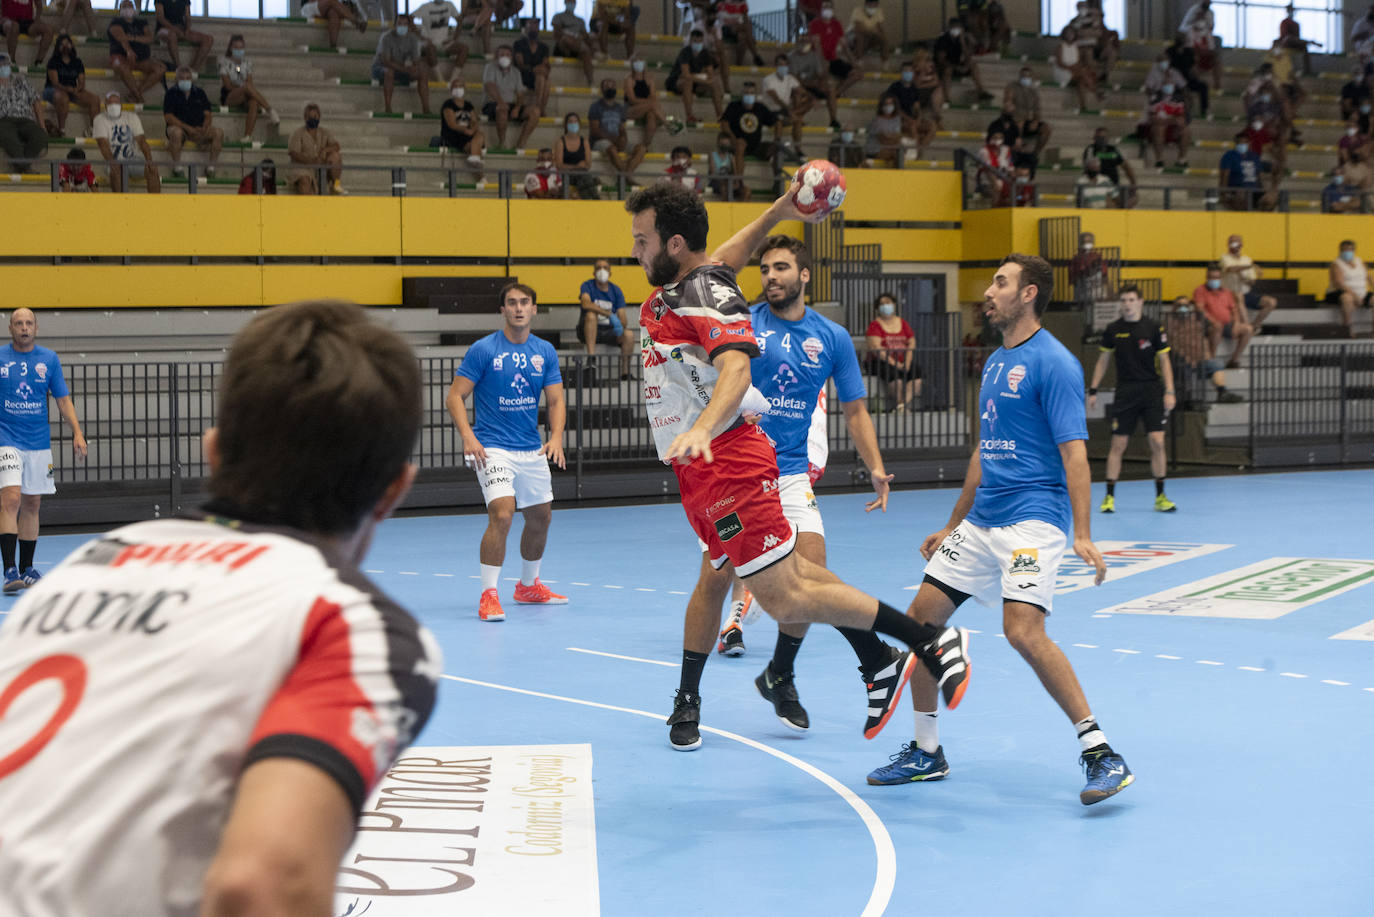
[806,385,829,485]
[0,515,440,917]
[639,261,767,460]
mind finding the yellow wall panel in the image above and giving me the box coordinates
[6,265,262,307]
[846,228,962,261]
[1126,211,1210,262]
[261,264,409,304]
[508,200,637,259]
[1289,268,1332,299]
[960,209,1012,263]
[401,198,509,257]
[1286,214,1369,265]
[5,195,265,257]
[838,170,962,223]
[260,197,401,257]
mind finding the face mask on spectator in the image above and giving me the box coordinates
[538,157,553,169]
[1162,84,1174,95]
[1176,304,1192,314]
[1362,104,1372,114]
[1236,142,1249,153]
[901,69,913,82]
[396,24,408,35]
[120,6,134,19]
[306,116,320,128]
[567,121,580,133]
[690,42,703,53]
[1334,174,1345,185]
[673,158,689,168]
[743,93,756,106]
[603,87,616,99]
[1259,93,1271,103]
[883,103,895,114]
[950,27,962,36]
[1081,241,1093,251]
[841,130,854,142]
[1020,77,1031,87]
[595,268,610,282]
[878,302,895,316]
[1348,127,1359,137]
[1341,250,1356,261]
[1207,278,1221,289]
[451,86,465,99]
[1230,240,1241,251]
[177,79,192,92]
[232,47,245,58]
[633,60,645,71]
[0,65,10,78]
[1252,120,1264,131]
[777,65,789,77]
[498,55,512,68]
[107,102,122,117]
[820,7,833,19]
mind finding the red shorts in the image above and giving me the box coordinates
[674,424,796,577]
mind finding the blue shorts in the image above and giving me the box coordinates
[372,63,413,85]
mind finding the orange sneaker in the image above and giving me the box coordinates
[512,578,568,605]
[478,588,505,622]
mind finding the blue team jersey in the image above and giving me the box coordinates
[966,328,1087,536]
[455,331,562,451]
[0,345,70,451]
[749,303,866,477]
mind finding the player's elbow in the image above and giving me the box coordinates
[201,851,333,917]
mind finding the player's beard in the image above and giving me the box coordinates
[648,248,681,287]
[765,278,803,312]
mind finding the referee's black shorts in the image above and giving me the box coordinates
[1110,381,1166,435]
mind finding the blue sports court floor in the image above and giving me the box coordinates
[10,470,1374,916]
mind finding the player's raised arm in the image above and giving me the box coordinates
[709,172,831,273]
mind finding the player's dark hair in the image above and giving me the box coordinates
[758,234,811,273]
[625,182,710,252]
[999,253,1053,317]
[209,300,420,535]
[500,282,538,307]
[1118,283,1142,299]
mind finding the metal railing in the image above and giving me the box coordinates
[1248,341,1374,467]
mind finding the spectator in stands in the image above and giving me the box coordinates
[107,0,164,104]
[44,34,97,138]
[1351,6,1374,59]
[1341,144,1373,198]
[414,0,465,80]
[790,34,839,130]
[92,90,159,192]
[1147,82,1190,169]
[511,17,550,113]
[910,49,944,124]
[1339,63,1370,120]
[287,102,343,195]
[54,0,96,39]
[1003,66,1051,158]
[666,29,724,123]
[302,0,366,51]
[482,43,538,149]
[1165,32,1209,116]
[1179,0,1222,92]
[524,146,562,198]
[721,80,780,173]
[986,103,1018,146]
[589,76,645,178]
[1219,234,1278,329]
[163,65,222,179]
[0,52,45,172]
[237,158,276,194]
[976,125,1012,202]
[1262,47,1306,130]
[1012,162,1035,206]
[1323,169,1362,213]
[1329,240,1373,336]
[1070,232,1108,304]
[763,54,811,155]
[889,61,936,157]
[1085,126,1136,208]
[985,0,1011,54]
[865,292,920,411]
[1165,297,1244,405]
[622,57,664,146]
[578,258,635,377]
[827,122,862,169]
[554,112,598,199]
[373,16,431,115]
[866,92,904,169]
[1077,155,1117,208]
[1052,25,1095,110]
[154,0,211,72]
[807,1,862,98]
[1193,264,1254,367]
[591,0,637,58]
[455,0,492,56]
[707,131,749,200]
[1069,0,1116,86]
[220,35,278,145]
[552,1,594,85]
[663,144,703,193]
[959,0,991,52]
[58,146,95,190]
[1243,67,1290,166]
[1218,131,1273,211]
[1340,117,1371,168]
[715,0,762,67]
[935,16,991,104]
[439,76,484,174]
[1277,3,1318,76]
[848,0,888,63]
[1143,52,1187,101]
[2,0,52,67]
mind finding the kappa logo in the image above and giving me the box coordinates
[710,281,737,310]
[713,512,743,542]
[1006,365,1026,392]
[801,336,824,363]
[761,533,782,550]
[1010,548,1041,576]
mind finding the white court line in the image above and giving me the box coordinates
[1073,643,1098,649]
[1156,654,1182,660]
[441,673,896,917]
[668,590,688,595]
[571,582,592,586]
[635,587,656,592]
[1322,680,1350,686]
[603,585,623,590]
[1113,649,1140,655]
[433,573,454,577]
[1238,666,1265,672]
[397,571,419,576]
[1196,660,1224,666]
[1280,672,1308,679]
[566,647,679,667]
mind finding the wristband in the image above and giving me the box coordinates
[1088,387,1097,395]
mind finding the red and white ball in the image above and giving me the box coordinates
[792,159,847,216]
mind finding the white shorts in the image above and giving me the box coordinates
[0,447,55,496]
[470,447,552,509]
[301,1,322,16]
[921,519,1066,613]
[697,471,820,553]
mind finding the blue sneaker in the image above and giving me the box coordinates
[2,566,21,594]
[20,566,41,588]
[866,742,949,785]
[1079,748,1134,805]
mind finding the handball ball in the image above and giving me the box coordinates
[792,159,847,216]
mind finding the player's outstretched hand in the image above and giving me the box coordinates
[864,471,894,513]
[543,438,567,470]
[665,427,713,465]
[772,173,832,225]
[73,432,88,462]
[1074,537,1107,585]
[1087,393,1098,410]
[462,437,488,471]
[920,527,952,561]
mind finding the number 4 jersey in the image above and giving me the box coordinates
[0,515,440,917]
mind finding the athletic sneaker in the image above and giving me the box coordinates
[860,646,917,739]
[866,742,949,785]
[1154,493,1177,512]
[755,663,809,731]
[921,626,971,710]
[478,588,505,622]
[735,592,760,626]
[667,690,702,751]
[1079,748,1134,805]
[513,579,568,604]
[717,621,745,656]
[2,566,21,594]
[1100,494,1115,513]
[19,567,41,588]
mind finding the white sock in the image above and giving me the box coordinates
[520,558,540,586]
[480,563,501,592]
[1075,715,1108,753]
[913,709,940,752]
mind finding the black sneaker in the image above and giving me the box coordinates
[860,646,917,739]
[920,626,970,710]
[667,690,702,751]
[717,621,745,656]
[755,663,809,731]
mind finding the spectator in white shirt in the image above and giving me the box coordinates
[413,0,467,79]
[91,89,160,192]
[762,53,811,149]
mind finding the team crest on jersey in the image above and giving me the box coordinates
[1138,339,1151,350]
[670,347,684,362]
[510,372,530,395]
[1010,548,1040,576]
[34,363,46,380]
[801,337,824,363]
[709,327,722,339]
[15,382,33,400]
[1007,365,1026,392]
[531,354,544,373]
[770,364,798,394]
[493,353,504,371]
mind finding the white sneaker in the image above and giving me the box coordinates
[466,153,483,167]
[239,134,253,144]
[267,108,281,125]
[171,165,185,178]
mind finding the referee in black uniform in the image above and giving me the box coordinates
[1087,284,1177,513]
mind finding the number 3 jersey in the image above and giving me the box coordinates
[639,262,767,460]
[0,515,441,917]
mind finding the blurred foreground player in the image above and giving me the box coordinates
[0,300,440,914]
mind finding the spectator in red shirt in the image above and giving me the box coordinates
[714,0,762,68]
[806,1,862,96]
[58,147,96,190]
[865,292,920,410]
[237,158,276,194]
[1276,3,1318,76]
[2,0,53,66]
[1192,264,1253,368]
[1147,86,1190,168]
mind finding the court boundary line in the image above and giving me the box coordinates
[440,673,896,917]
